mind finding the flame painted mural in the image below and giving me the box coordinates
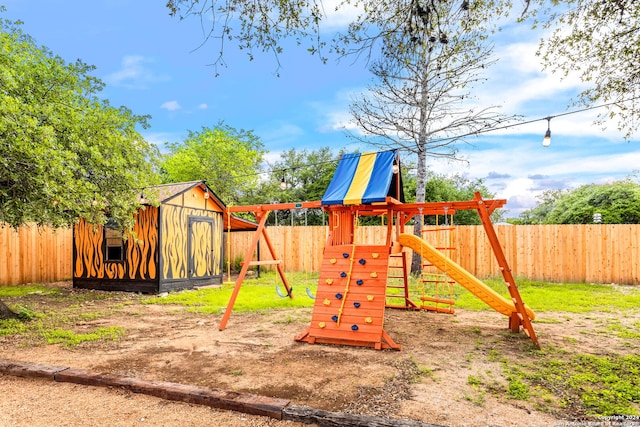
[73,206,159,282]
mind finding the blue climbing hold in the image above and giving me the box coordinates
[340,272,347,278]
[351,325,359,331]
[356,279,363,285]
[336,293,343,299]
[343,253,349,258]
[354,302,361,308]
[359,258,366,265]
[332,315,338,322]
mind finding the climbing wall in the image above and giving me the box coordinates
[295,245,401,350]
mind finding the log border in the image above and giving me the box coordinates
[0,359,443,427]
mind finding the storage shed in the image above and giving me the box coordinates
[73,181,256,293]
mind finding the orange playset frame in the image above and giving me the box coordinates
[219,151,539,350]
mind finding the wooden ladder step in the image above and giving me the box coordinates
[420,296,455,305]
[421,305,455,314]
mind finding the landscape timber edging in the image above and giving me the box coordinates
[0,359,444,427]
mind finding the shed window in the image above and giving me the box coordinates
[104,219,124,262]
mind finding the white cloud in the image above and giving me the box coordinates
[318,0,362,31]
[198,103,208,109]
[104,55,170,89]
[161,100,181,112]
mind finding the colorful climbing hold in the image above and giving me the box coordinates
[353,302,361,308]
[370,272,378,278]
[342,253,349,258]
[326,279,333,285]
[323,299,331,306]
[351,324,359,331]
[356,279,363,285]
[365,317,372,324]
[367,295,374,301]
[336,293,343,299]
[358,258,366,265]
[319,322,326,328]
[330,258,337,264]
[331,315,338,322]
[372,253,379,258]
[340,272,347,278]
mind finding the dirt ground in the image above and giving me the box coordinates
[0,281,636,427]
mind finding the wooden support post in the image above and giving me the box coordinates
[219,211,270,331]
[473,192,540,348]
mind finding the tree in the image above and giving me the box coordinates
[345,1,509,269]
[513,189,566,224]
[167,1,640,137]
[545,180,640,224]
[526,0,640,139]
[404,171,502,225]
[516,180,640,224]
[0,15,159,318]
[0,16,159,230]
[245,147,339,225]
[160,123,266,204]
[165,0,505,71]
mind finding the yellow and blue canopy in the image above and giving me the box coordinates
[322,150,403,206]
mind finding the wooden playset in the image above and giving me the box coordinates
[220,151,539,349]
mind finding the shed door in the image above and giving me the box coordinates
[188,217,214,279]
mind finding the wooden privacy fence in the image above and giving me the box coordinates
[2,224,639,286]
[226,224,640,286]
[0,224,73,286]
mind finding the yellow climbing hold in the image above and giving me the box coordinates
[365,317,373,324]
[367,295,374,301]
[370,272,378,278]
[318,322,326,328]
[330,258,337,264]
[326,279,333,285]
[372,253,379,258]
[323,298,331,306]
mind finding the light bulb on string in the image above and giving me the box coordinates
[542,117,551,147]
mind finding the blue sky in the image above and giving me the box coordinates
[4,0,639,217]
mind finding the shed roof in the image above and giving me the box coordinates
[145,181,257,231]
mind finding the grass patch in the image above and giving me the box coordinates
[0,318,29,336]
[0,284,59,298]
[42,326,125,347]
[605,323,640,340]
[494,352,640,417]
[449,279,640,313]
[143,271,317,314]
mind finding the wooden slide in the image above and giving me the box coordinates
[398,234,535,320]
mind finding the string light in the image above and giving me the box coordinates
[542,117,551,147]
[280,170,287,190]
[190,97,640,183]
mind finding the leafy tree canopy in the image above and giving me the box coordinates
[404,169,502,224]
[244,147,339,226]
[526,0,640,139]
[167,0,640,137]
[160,123,265,205]
[166,0,506,71]
[0,14,159,230]
[517,179,640,224]
[512,189,565,225]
